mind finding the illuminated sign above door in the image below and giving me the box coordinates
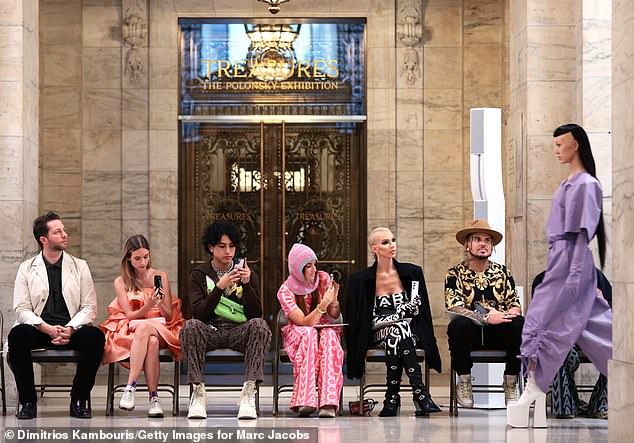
[180,19,366,116]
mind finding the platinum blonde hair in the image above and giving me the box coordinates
[368,227,393,248]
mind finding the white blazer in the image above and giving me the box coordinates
[13,252,98,329]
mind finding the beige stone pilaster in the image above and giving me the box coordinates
[148,0,178,289]
[396,0,424,265]
[121,0,150,241]
[81,0,123,319]
[0,0,39,404]
[509,0,580,291]
[609,0,634,440]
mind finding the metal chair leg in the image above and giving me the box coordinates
[106,363,115,416]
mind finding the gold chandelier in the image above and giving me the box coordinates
[245,24,300,81]
[257,0,290,15]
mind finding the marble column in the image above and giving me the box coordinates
[509,0,580,289]
[580,0,612,274]
[366,0,397,243]
[0,0,39,404]
[577,0,612,387]
[609,0,634,439]
[149,0,179,291]
[121,0,150,246]
[396,0,424,264]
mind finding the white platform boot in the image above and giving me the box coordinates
[506,372,547,428]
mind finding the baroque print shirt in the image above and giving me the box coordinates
[444,261,520,312]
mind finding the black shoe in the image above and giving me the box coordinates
[379,394,401,417]
[413,387,441,416]
[16,402,37,419]
[69,398,92,418]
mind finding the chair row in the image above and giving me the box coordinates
[0,308,601,418]
[0,311,430,417]
[272,309,429,416]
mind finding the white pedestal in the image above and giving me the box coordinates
[472,361,505,408]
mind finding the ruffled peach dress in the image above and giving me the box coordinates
[100,288,185,364]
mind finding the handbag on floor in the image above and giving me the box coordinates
[348,398,378,416]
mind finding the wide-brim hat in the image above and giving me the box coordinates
[456,219,503,246]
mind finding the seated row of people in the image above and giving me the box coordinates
[6,212,609,421]
[8,214,270,420]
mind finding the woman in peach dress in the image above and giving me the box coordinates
[100,234,184,417]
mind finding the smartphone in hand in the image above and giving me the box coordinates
[234,258,245,269]
[473,301,488,315]
[154,275,163,299]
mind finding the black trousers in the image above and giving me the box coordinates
[8,324,105,404]
[447,315,524,376]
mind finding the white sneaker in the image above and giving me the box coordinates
[119,385,136,411]
[503,374,519,405]
[187,383,207,419]
[237,380,257,419]
[456,374,474,408]
[148,396,164,418]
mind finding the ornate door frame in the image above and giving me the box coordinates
[179,115,366,323]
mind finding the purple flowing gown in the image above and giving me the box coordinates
[521,171,613,392]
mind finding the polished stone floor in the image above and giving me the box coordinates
[0,386,609,443]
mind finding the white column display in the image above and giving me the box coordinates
[470,107,506,408]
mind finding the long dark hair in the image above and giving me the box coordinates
[553,123,606,268]
[295,290,320,315]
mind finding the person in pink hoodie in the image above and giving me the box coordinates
[277,243,344,418]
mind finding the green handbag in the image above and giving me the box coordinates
[214,295,247,324]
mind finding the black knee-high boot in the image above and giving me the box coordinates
[379,354,403,417]
[400,338,441,416]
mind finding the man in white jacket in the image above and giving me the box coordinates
[8,212,105,419]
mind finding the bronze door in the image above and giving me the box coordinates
[179,120,366,323]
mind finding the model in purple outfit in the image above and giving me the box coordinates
[507,123,613,428]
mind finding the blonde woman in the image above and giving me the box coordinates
[100,234,184,417]
[346,228,441,416]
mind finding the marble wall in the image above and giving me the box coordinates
[421,0,508,370]
[577,0,613,389]
[509,0,615,402]
[609,0,634,439]
[509,0,579,290]
[0,0,39,406]
[34,0,509,381]
[509,0,613,286]
[39,0,123,324]
[19,0,625,395]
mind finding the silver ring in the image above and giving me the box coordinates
[504,314,508,319]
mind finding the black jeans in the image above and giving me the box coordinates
[8,324,105,403]
[447,315,524,376]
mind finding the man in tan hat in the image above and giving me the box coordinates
[444,219,524,408]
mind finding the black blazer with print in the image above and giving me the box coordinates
[345,260,442,379]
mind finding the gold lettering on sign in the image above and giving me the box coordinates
[298,212,339,221]
[201,79,340,91]
[209,212,251,221]
[201,59,339,80]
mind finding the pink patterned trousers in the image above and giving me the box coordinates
[282,325,344,412]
